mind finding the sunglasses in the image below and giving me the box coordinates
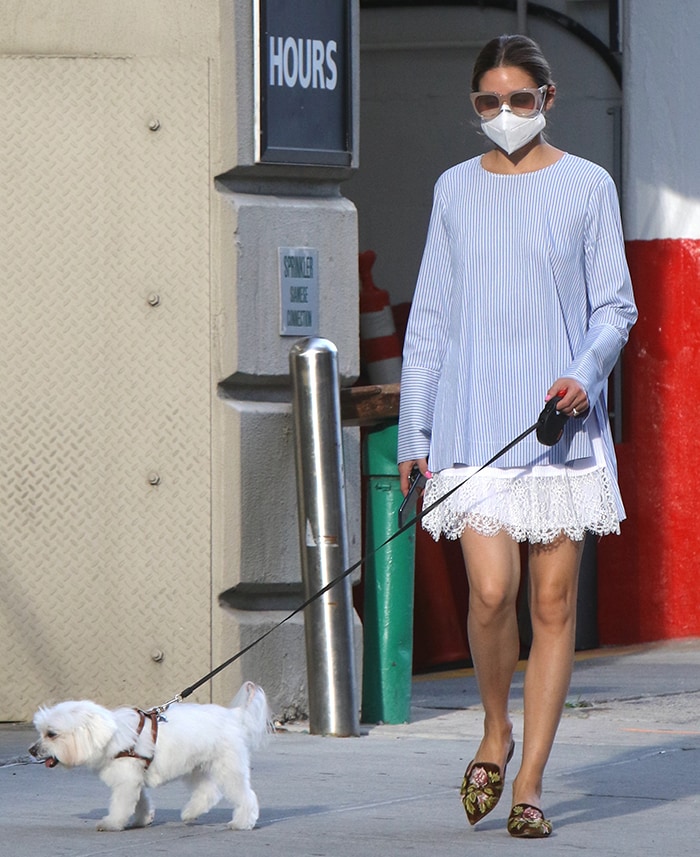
[470,85,549,119]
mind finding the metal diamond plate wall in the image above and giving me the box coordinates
[0,57,213,718]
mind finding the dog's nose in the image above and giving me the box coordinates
[28,742,40,758]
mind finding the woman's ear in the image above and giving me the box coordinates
[544,85,556,111]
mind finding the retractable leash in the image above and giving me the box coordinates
[148,395,570,714]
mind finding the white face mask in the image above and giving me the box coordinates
[481,107,546,155]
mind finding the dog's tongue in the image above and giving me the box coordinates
[45,757,58,768]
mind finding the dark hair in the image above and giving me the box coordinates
[471,34,554,91]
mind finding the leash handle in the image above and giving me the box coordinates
[175,420,539,703]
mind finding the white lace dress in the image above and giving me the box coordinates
[421,414,620,544]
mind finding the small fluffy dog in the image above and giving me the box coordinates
[29,681,271,831]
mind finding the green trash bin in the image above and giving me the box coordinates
[361,422,416,724]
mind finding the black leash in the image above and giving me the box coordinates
[150,406,560,713]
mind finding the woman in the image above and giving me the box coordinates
[397,35,637,838]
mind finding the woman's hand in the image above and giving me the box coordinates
[546,377,589,418]
[399,458,430,496]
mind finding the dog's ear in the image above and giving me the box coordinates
[33,705,55,731]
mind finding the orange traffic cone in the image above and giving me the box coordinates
[359,250,402,384]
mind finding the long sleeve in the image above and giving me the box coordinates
[564,176,638,407]
[397,188,452,463]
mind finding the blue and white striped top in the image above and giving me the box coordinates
[397,152,638,479]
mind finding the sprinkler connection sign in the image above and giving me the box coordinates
[279,247,319,336]
[257,0,354,166]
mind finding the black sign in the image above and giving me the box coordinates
[258,0,353,166]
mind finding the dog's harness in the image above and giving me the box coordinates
[114,709,159,768]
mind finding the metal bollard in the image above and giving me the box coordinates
[289,337,360,736]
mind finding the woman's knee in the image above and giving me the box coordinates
[461,530,521,618]
[469,580,517,618]
[529,582,576,631]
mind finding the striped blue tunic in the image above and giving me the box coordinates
[398,153,637,517]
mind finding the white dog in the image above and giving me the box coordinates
[29,681,271,832]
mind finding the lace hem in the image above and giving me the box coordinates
[422,467,621,544]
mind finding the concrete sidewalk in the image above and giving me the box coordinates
[2,639,699,856]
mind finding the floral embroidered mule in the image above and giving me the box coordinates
[507,803,553,838]
[460,740,515,825]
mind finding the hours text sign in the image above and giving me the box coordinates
[258,0,353,166]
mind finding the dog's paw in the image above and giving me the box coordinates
[132,809,155,828]
[227,818,257,831]
[228,794,259,830]
[181,810,200,824]
[96,817,126,832]
[227,810,258,830]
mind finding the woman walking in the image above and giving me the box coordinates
[398,34,637,838]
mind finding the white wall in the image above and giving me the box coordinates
[623,0,700,240]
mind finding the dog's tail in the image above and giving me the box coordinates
[231,681,274,750]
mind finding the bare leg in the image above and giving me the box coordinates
[460,528,521,770]
[511,534,583,809]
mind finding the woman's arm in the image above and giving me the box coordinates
[564,176,638,408]
[397,184,453,465]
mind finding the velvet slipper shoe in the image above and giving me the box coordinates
[507,803,553,838]
[460,740,515,825]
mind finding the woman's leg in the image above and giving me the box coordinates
[511,534,584,809]
[460,528,521,768]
